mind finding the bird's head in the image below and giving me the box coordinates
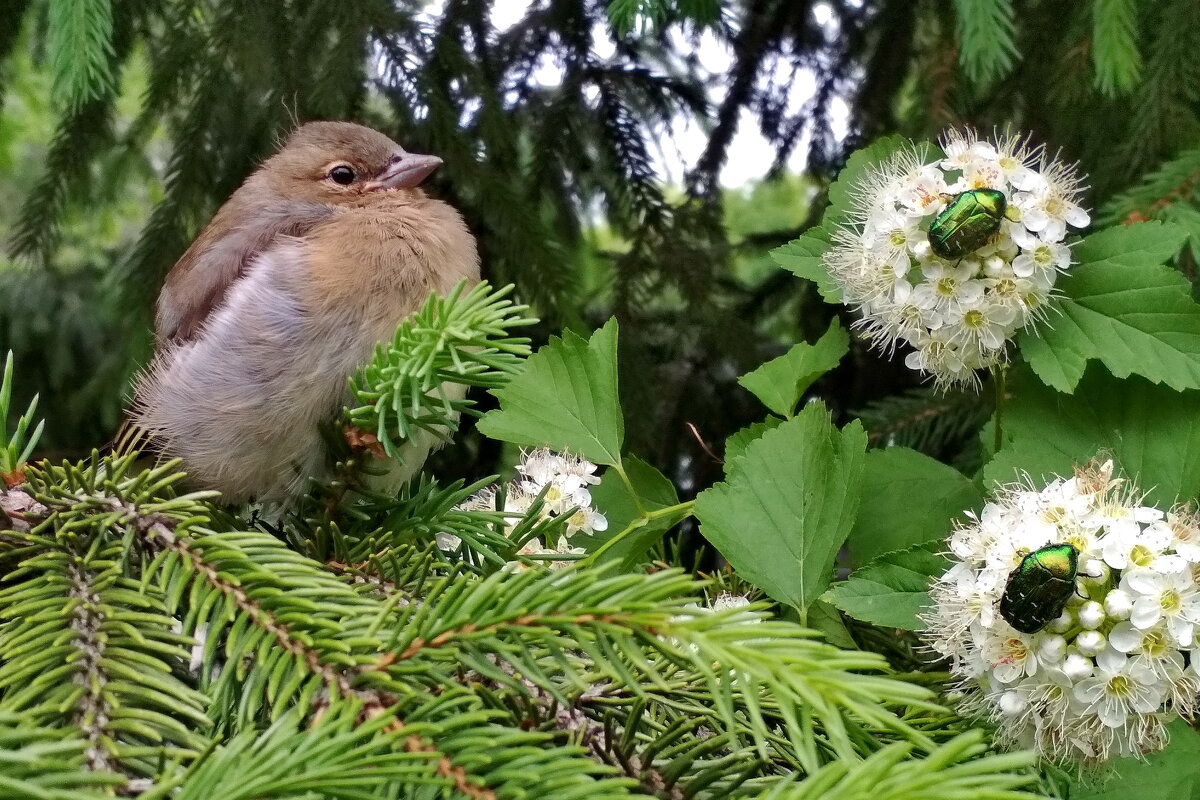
[259,121,443,205]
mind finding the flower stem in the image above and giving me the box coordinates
[582,499,696,565]
[612,461,646,515]
[993,365,1008,454]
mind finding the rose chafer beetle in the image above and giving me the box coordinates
[927,188,1008,260]
[998,543,1080,634]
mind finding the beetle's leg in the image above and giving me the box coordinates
[1073,571,1102,599]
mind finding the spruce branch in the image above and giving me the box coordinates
[1,453,1039,796]
[0,528,208,778]
[854,387,991,457]
[47,0,115,110]
[66,564,113,774]
[324,476,523,571]
[751,730,1036,800]
[0,715,125,798]
[1100,145,1200,226]
[346,281,536,459]
[1092,0,1143,95]
[951,0,1019,85]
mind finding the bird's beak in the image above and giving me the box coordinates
[364,153,443,191]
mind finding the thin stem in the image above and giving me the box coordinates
[612,462,646,515]
[645,501,694,520]
[582,500,696,565]
[992,365,1008,454]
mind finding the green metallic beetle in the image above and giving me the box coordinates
[999,543,1080,634]
[927,188,1008,260]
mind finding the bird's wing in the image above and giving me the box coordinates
[155,201,337,343]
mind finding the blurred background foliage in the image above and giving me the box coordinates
[1,0,1198,500]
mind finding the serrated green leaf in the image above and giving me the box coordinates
[1071,719,1200,800]
[1021,222,1196,391]
[723,416,784,469]
[774,136,916,305]
[984,366,1200,507]
[771,227,842,303]
[1073,220,1187,268]
[478,318,624,465]
[695,403,866,612]
[825,135,914,229]
[823,544,949,631]
[738,320,849,417]
[849,448,982,567]
[575,456,686,568]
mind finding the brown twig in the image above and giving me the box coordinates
[685,422,722,464]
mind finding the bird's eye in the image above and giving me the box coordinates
[328,165,356,185]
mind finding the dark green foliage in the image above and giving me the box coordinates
[952,0,1019,85]
[0,449,1035,797]
[1,2,1199,789]
[46,0,114,110]
[4,0,1199,486]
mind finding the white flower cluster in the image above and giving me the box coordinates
[924,461,1200,763]
[824,129,1090,388]
[436,448,608,570]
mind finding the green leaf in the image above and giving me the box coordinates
[478,318,624,465]
[723,416,784,469]
[738,320,849,418]
[984,366,1200,507]
[1020,222,1197,392]
[695,403,867,612]
[806,599,857,650]
[771,135,915,305]
[771,226,841,303]
[1071,720,1200,800]
[576,456,687,568]
[825,135,914,228]
[823,544,949,631]
[849,448,982,567]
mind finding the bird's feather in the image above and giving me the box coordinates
[156,200,336,343]
[133,196,478,504]
[126,120,479,507]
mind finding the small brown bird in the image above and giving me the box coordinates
[130,121,479,504]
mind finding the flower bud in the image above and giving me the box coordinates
[999,690,1028,716]
[983,255,1008,277]
[1075,630,1106,657]
[1037,634,1067,664]
[1077,601,1105,630]
[1047,610,1074,633]
[1063,652,1094,681]
[1079,561,1111,592]
[1104,589,1133,620]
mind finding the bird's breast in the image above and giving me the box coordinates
[302,195,480,325]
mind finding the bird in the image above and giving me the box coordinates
[128,121,480,505]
